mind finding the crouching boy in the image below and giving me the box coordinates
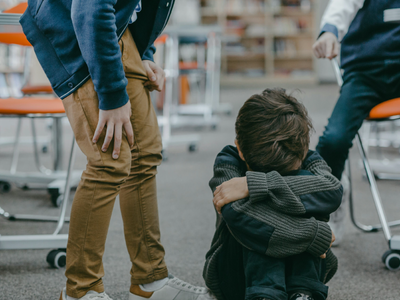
[203,88,343,300]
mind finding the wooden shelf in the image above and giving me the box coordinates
[221,74,317,87]
[274,32,313,38]
[200,0,316,83]
[201,8,218,16]
[225,53,265,60]
[278,7,313,16]
[274,55,313,60]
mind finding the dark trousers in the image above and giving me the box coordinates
[316,60,400,180]
[217,234,328,300]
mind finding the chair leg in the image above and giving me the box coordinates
[4,135,77,226]
[347,159,378,232]
[355,133,392,242]
[10,118,22,174]
[31,118,52,175]
[54,135,77,235]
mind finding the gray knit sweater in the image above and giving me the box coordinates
[203,146,342,300]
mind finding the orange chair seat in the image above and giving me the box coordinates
[0,3,31,47]
[0,32,31,47]
[3,2,27,14]
[368,98,400,120]
[0,98,65,115]
[21,85,54,95]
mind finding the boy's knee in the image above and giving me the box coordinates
[318,131,352,154]
[86,147,132,184]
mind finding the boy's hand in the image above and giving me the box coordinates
[142,60,165,92]
[93,101,134,160]
[213,177,249,214]
[320,231,336,259]
[312,32,339,60]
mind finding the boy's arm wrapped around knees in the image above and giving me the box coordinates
[209,146,333,259]
[246,150,343,218]
[221,200,333,259]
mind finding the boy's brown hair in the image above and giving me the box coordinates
[235,88,313,174]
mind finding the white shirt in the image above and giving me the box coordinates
[321,0,365,41]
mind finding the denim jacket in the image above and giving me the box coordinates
[20,0,174,110]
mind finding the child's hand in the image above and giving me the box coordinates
[213,177,249,214]
[320,231,336,259]
[142,60,165,92]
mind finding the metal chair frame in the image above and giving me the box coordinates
[0,6,77,267]
[0,11,81,204]
[154,34,200,156]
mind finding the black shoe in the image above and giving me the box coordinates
[289,292,314,300]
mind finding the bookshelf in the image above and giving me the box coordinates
[199,0,317,85]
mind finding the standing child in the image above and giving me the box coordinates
[203,88,342,300]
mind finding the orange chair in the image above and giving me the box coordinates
[0,4,77,269]
[1,2,53,95]
[331,59,400,270]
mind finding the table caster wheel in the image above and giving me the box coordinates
[51,195,63,208]
[382,250,400,270]
[42,145,48,153]
[188,144,197,152]
[47,249,66,269]
[0,181,11,193]
[49,188,62,207]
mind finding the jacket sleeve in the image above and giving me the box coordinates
[142,44,156,62]
[246,151,343,218]
[221,201,332,258]
[210,146,333,258]
[71,0,129,111]
[319,0,365,41]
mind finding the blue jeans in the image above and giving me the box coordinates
[216,234,328,300]
[316,60,400,180]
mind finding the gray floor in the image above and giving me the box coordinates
[1,84,400,299]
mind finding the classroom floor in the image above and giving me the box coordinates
[1,84,400,300]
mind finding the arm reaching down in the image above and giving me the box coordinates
[312,0,365,59]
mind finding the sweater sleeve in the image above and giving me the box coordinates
[246,151,343,217]
[209,147,332,258]
[222,199,332,258]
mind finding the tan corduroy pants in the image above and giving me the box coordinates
[62,29,168,298]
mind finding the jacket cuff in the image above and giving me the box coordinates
[98,88,129,110]
[142,44,156,62]
[306,221,332,257]
[319,23,339,39]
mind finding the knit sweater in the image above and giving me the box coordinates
[203,146,342,300]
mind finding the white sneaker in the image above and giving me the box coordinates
[328,174,349,247]
[129,275,216,300]
[60,287,113,300]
